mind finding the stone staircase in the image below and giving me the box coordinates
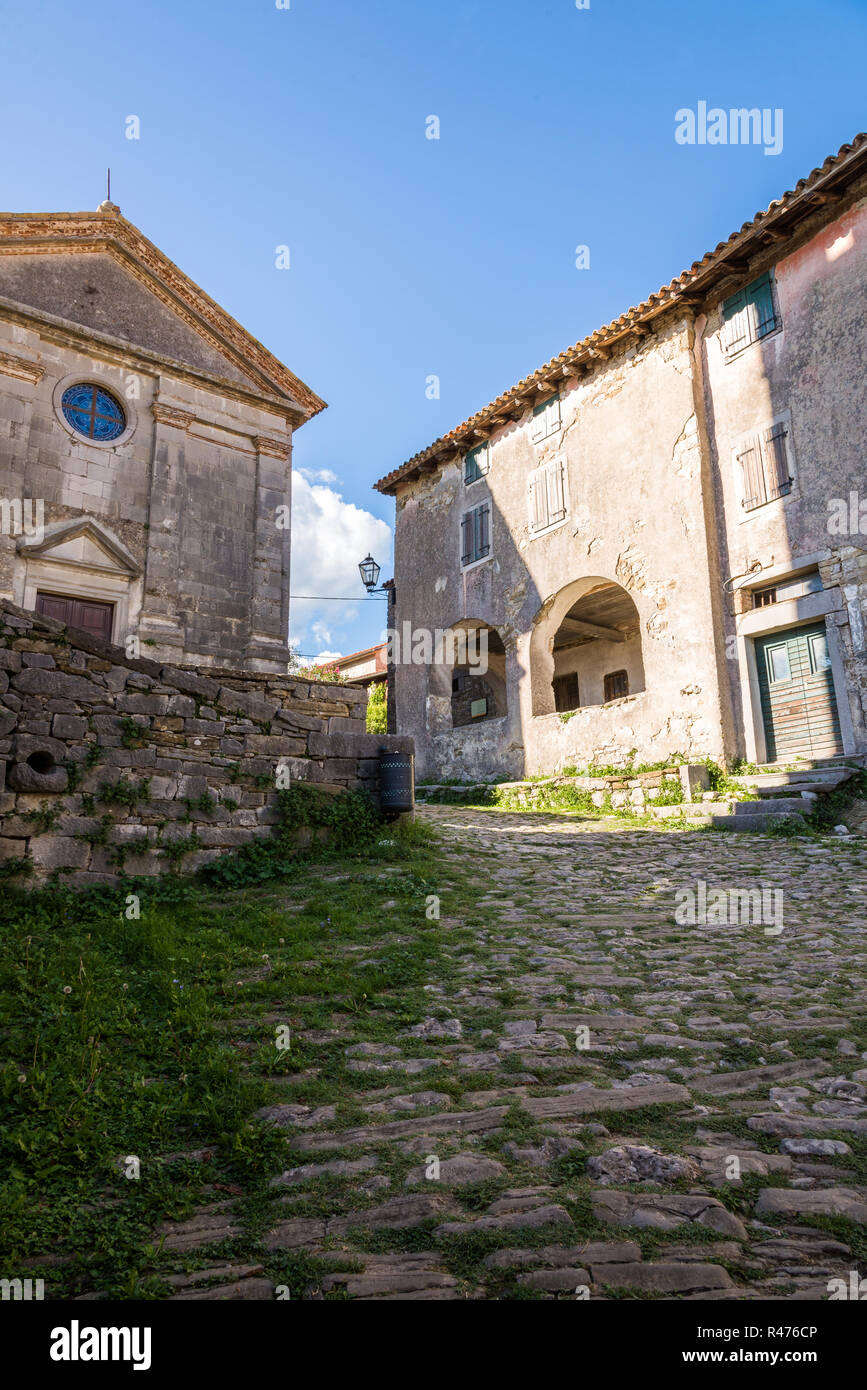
[701,756,864,833]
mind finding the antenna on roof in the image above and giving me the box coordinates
[97,168,120,216]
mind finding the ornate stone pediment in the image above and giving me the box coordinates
[16,517,142,576]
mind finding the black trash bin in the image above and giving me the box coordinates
[379,747,414,815]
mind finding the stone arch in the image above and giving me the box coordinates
[530,576,645,716]
[427,618,508,730]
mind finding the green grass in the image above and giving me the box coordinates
[0,801,454,1298]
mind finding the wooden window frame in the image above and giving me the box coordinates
[604,670,629,703]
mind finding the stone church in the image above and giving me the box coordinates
[376,136,867,782]
[0,201,324,671]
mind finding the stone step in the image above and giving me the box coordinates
[730,769,852,791]
[709,811,807,832]
[731,798,812,817]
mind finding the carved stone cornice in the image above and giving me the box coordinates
[0,348,44,384]
[152,402,196,430]
[254,434,292,461]
[0,212,326,420]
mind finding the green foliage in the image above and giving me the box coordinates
[653,777,685,806]
[23,804,60,834]
[83,742,101,769]
[366,682,387,735]
[98,778,151,809]
[119,717,147,750]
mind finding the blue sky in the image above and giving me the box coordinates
[1,0,864,659]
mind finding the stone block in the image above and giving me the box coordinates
[29,836,91,870]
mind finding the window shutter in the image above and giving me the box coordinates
[762,423,791,499]
[548,396,561,434]
[460,511,473,565]
[529,468,549,531]
[723,288,749,353]
[738,439,765,511]
[477,502,491,556]
[546,459,566,524]
[530,402,546,442]
[748,273,777,339]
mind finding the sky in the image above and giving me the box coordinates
[1,0,865,660]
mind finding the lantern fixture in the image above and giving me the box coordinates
[359,554,382,593]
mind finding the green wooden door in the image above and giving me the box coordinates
[755,623,843,762]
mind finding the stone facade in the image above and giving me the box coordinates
[0,204,325,672]
[0,599,411,886]
[376,137,867,781]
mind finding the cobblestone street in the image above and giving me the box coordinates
[226,808,867,1300]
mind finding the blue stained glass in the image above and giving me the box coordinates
[61,384,125,441]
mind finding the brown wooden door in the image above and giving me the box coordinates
[35,593,114,642]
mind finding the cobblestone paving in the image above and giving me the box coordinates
[160,807,867,1300]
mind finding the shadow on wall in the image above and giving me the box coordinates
[531,577,646,716]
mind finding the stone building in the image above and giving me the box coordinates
[0,201,325,671]
[375,136,867,782]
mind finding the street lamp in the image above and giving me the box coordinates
[359,554,383,593]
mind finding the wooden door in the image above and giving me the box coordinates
[756,623,843,762]
[35,593,114,642]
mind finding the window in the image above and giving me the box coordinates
[461,502,491,566]
[737,421,794,512]
[808,632,832,673]
[754,587,777,608]
[604,670,629,702]
[767,644,792,683]
[553,672,580,712]
[61,384,126,441]
[723,272,780,356]
[530,393,561,443]
[528,458,568,534]
[464,443,490,485]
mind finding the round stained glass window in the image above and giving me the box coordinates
[61,384,126,442]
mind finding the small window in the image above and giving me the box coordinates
[470,698,488,719]
[530,393,561,443]
[464,443,490,485]
[528,458,568,534]
[753,587,777,609]
[553,672,580,712]
[723,272,780,356]
[461,502,491,567]
[738,421,794,512]
[808,632,832,673]
[604,670,629,702]
[61,384,126,441]
[767,645,792,683]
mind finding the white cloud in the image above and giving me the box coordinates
[290,472,391,656]
[297,466,339,485]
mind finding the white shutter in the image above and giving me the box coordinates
[530,409,545,443]
[547,397,562,434]
[546,459,566,523]
[529,468,549,531]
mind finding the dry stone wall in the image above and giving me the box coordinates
[0,599,411,887]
